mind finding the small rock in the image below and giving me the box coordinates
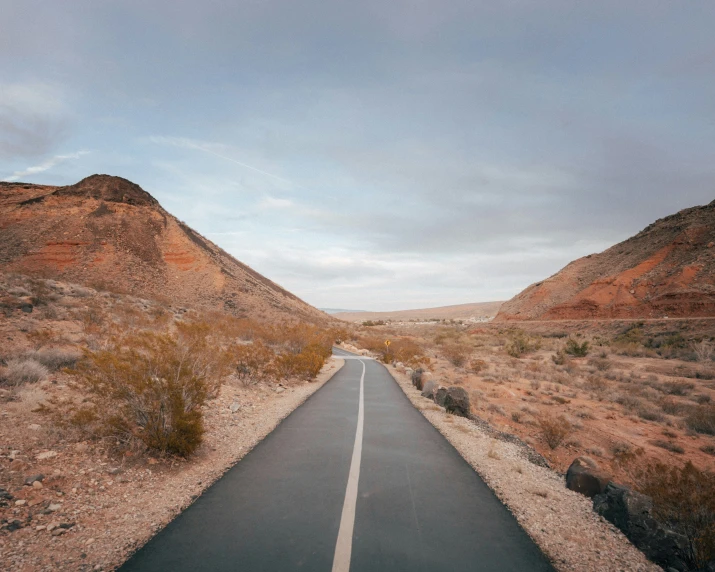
[36,451,58,460]
[24,474,45,486]
[229,402,240,413]
[275,387,285,394]
[15,499,27,506]
[28,424,41,431]
[51,528,66,536]
[48,503,62,512]
[107,467,122,475]
[32,480,43,489]
[5,519,23,531]
[47,522,58,531]
[75,443,89,453]
[0,488,13,501]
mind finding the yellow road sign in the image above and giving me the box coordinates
[385,340,391,347]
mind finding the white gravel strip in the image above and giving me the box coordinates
[387,365,662,572]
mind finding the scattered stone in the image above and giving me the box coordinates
[59,522,76,529]
[275,386,285,394]
[20,303,33,313]
[565,457,610,498]
[593,482,689,571]
[48,503,62,512]
[28,423,41,431]
[108,467,123,475]
[75,443,89,453]
[0,487,13,500]
[229,402,241,413]
[52,528,66,536]
[421,379,438,399]
[444,386,470,417]
[15,499,27,506]
[434,386,448,407]
[36,451,58,460]
[24,474,45,486]
[4,519,23,531]
[32,480,43,489]
[47,522,58,532]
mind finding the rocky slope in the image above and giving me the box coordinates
[496,199,715,321]
[0,175,327,323]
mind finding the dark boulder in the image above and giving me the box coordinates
[444,387,470,417]
[411,368,424,390]
[565,457,610,498]
[434,387,448,407]
[593,483,690,571]
[421,379,438,399]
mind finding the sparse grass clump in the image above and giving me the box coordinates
[2,358,49,386]
[24,348,81,371]
[650,439,685,454]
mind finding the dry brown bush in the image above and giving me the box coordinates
[442,343,469,367]
[71,331,230,457]
[233,341,273,385]
[537,414,572,449]
[686,405,715,435]
[23,347,81,371]
[636,461,715,568]
[505,330,541,358]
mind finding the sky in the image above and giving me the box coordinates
[1,1,714,311]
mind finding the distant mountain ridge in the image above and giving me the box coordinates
[335,301,504,323]
[495,199,715,321]
[0,174,328,323]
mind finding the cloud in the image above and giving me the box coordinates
[0,82,70,159]
[147,136,305,190]
[3,150,91,182]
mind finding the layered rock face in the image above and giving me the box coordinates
[0,175,327,323]
[496,200,715,321]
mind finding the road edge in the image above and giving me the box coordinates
[384,364,661,572]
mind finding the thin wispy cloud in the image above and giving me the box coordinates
[3,150,90,182]
[148,136,306,190]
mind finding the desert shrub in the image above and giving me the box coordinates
[637,405,666,423]
[72,331,227,457]
[24,348,81,371]
[537,415,572,449]
[650,439,685,454]
[686,405,715,435]
[695,394,712,405]
[588,357,611,371]
[361,320,385,327]
[701,444,715,456]
[660,381,695,396]
[469,358,487,374]
[2,358,48,386]
[564,337,590,357]
[233,341,274,385]
[692,340,715,363]
[511,411,522,423]
[274,343,331,381]
[505,330,541,358]
[442,343,469,367]
[551,350,568,365]
[636,461,715,568]
[391,339,429,368]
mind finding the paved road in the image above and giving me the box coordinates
[121,348,553,572]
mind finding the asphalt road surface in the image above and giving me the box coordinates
[120,348,554,572]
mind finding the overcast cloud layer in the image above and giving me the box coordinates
[1,1,714,310]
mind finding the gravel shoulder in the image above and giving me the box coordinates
[0,359,344,571]
[386,364,662,572]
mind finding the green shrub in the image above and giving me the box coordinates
[505,330,541,358]
[564,337,590,357]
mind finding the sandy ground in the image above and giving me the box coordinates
[386,363,662,572]
[0,359,344,571]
